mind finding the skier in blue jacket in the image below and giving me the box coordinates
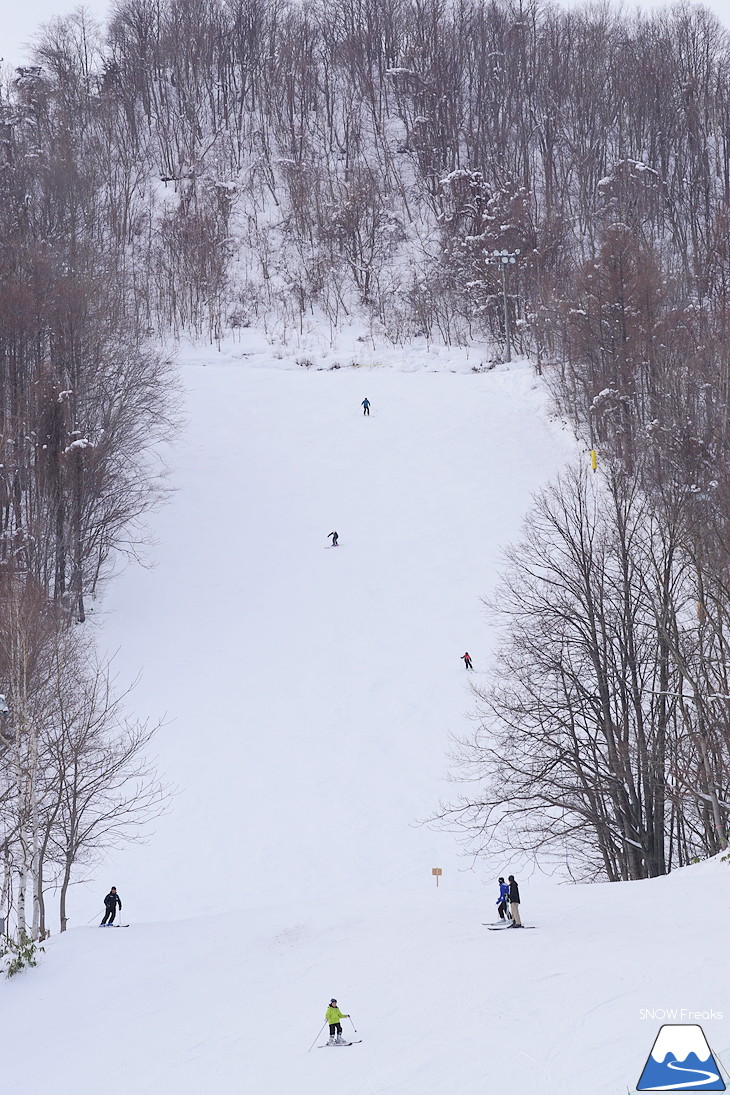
[496,877,511,921]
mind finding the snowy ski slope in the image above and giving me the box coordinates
[86,355,575,920]
[0,349,727,1095]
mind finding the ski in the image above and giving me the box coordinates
[100,924,130,928]
[486,925,536,931]
[318,1040,362,1048]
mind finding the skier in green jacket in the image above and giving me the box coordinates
[325,999,349,1045]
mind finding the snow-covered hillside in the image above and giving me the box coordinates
[1,346,727,1094]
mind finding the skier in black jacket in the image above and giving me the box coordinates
[508,875,522,927]
[101,887,122,926]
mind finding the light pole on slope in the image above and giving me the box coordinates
[485,248,521,363]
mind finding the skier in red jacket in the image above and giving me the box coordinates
[461,652,473,670]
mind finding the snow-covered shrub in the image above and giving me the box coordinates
[0,932,45,979]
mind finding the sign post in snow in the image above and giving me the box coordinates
[432,868,442,888]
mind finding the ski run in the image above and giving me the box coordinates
[0,349,728,1094]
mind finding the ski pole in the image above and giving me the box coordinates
[308,1022,326,1052]
[348,1015,358,1034]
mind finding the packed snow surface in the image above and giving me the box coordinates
[1,346,727,1094]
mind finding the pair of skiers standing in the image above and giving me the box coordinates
[496,875,522,927]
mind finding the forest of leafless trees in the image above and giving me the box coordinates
[0,560,167,944]
[3,0,730,911]
[8,0,730,350]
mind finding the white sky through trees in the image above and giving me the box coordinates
[3,0,730,70]
[2,2,108,69]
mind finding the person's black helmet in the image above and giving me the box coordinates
[498,877,504,883]
[330,998,337,1004]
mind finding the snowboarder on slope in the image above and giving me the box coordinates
[461,652,473,670]
[496,877,511,921]
[325,999,350,1044]
[328,531,339,547]
[508,875,522,927]
[100,887,122,926]
[361,398,370,416]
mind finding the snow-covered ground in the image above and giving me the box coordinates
[2,862,729,1093]
[1,344,727,1094]
[88,347,573,920]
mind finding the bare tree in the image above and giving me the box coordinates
[433,462,730,880]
